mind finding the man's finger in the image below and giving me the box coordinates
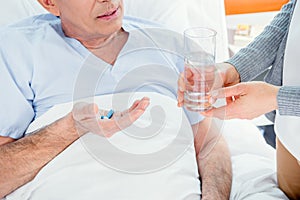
[129,98,149,121]
[126,97,149,113]
[128,100,140,112]
[116,98,150,129]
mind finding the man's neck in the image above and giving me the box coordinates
[83,30,129,65]
[78,29,124,50]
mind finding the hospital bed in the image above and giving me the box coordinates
[1,0,288,199]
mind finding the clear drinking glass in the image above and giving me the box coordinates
[183,27,217,112]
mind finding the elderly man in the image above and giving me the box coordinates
[0,0,231,199]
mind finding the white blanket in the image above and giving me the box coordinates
[5,93,288,200]
[6,93,201,200]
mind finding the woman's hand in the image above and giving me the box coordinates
[202,82,280,120]
[72,97,150,137]
[177,63,240,107]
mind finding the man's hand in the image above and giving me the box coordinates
[177,63,240,107]
[0,97,150,198]
[72,97,150,137]
[202,82,280,120]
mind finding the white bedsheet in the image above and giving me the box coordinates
[222,120,288,199]
[5,93,288,200]
[6,93,201,200]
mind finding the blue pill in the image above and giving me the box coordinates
[106,109,114,119]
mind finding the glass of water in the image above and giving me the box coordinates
[183,27,217,112]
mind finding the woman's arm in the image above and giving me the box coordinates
[277,86,300,116]
[227,0,294,82]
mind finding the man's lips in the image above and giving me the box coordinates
[97,7,119,19]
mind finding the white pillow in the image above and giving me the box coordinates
[124,0,229,61]
[0,0,47,26]
[1,0,228,62]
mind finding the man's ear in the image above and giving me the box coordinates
[37,0,60,16]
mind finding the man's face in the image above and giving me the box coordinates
[52,0,124,40]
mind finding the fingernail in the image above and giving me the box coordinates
[208,97,216,104]
[142,97,150,101]
[210,90,218,98]
[200,111,208,116]
[142,102,149,109]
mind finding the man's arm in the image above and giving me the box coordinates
[0,137,15,146]
[0,113,80,197]
[0,98,149,198]
[192,118,232,200]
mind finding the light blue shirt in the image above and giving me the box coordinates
[0,14,203,139]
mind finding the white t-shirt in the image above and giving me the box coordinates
[275,0,300,161]
[0,14,203,139]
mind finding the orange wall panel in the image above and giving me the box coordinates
[225,0,289,15]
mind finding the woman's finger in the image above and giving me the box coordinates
[178,73,186,92]
[177,90,184,107]
[211,83,245,99]
[201,106,227,119]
